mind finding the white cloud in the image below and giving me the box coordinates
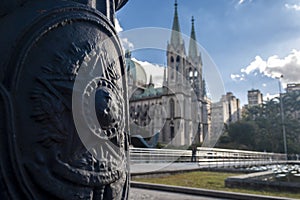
[120,37,134,50]
[235,0,252,8]
[263,93,279,101]
[241,56,266,74]
[230,73,245,81]
[241,49,300,87]
[115,18,134,51]
[238,0,245,5]
[114,18,123,33]
[231,73,240,80]
[285,3,300,11]
[131,58,165,87]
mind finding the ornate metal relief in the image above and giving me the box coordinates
[0,1,129,199]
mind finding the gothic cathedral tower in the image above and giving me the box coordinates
[188,16,205,144]
[166,0,185,87]
[163,0,204,146]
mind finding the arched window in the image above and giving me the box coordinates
[170,121,175,139]
[194,70,198,77]
[176,56,180,72]
[169,98,175,119]
[189,68,193,77]
[170,56,175,79]
[171,56,174,63]
[130,106,135,112]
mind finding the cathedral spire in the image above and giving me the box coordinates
[149,74,154,87]
[188,16,199,60]
[149,74,153,84]
[170,0,183,48]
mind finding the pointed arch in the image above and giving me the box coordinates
[171,56,174,63]
[176,56,180,72]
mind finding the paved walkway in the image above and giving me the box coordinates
[129,188,229,200]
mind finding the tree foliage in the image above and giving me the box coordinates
[217,91,300,154]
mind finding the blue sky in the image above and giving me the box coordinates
[116,0,300,105]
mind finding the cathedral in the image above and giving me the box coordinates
[126,1,209,147]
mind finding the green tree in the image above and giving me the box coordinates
[218,93,300,154]
[227,121,257,149]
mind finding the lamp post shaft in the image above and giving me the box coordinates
[278,78,288,160]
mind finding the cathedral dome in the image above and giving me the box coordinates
[125,51,147,86]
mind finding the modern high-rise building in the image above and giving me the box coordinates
[286,83,300,93]
[212,92,241,125]
[247,89,263,106]
[210,92,241,146]
[126,1,209,146]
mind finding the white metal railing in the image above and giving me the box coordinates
[130,147,192,163]
[129,147,286,165]
[196,147,286,167]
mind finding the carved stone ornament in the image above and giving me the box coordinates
[0,0,129,199]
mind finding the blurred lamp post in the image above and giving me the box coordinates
[277,75,288,160]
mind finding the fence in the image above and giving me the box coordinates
[196,147,285,168]
[130,147,191,163]
[130,147,286,166]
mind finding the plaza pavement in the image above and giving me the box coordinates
[129,188,229,200]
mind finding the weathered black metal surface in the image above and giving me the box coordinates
[0,0,129,199]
